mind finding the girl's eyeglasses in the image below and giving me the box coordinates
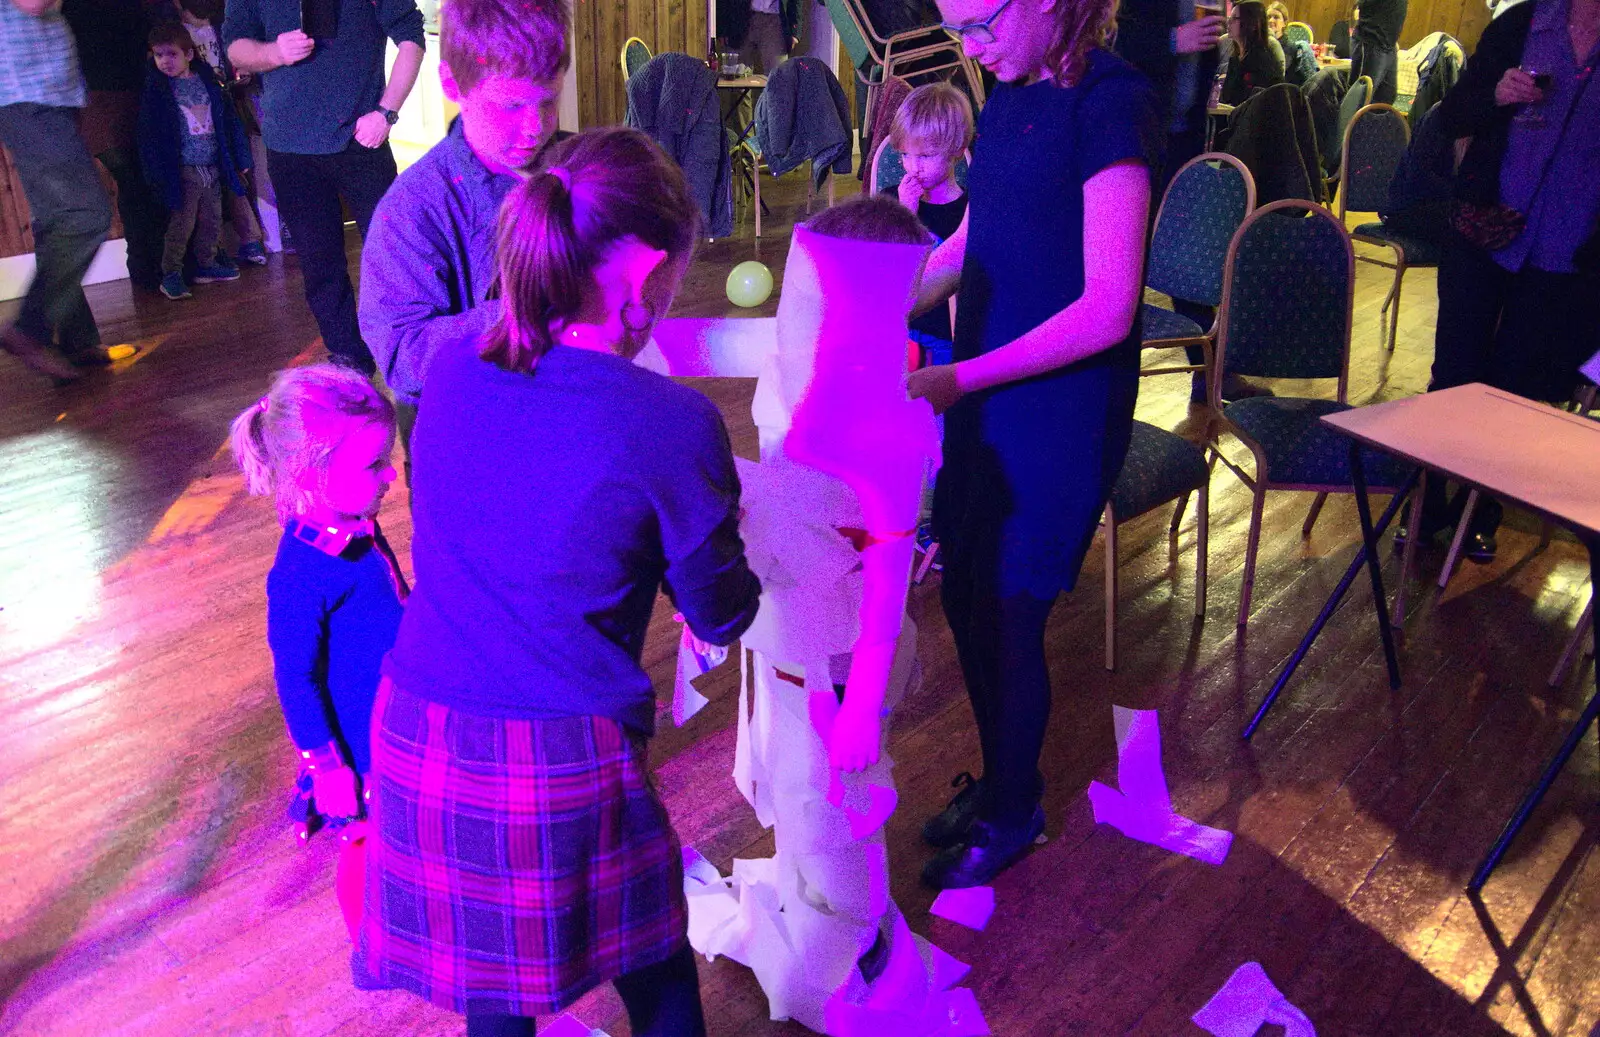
[940,0,1017,47]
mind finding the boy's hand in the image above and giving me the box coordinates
[312,765,360,819]
[1495,68,1544,106]
[672,612,716,657]
[275,29,314,66]
[828,700,882,774]
[354,111,392,149]
[1175,16,1226,54]
[897,173,925,212]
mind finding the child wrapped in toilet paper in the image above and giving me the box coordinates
[660,199,983,1035]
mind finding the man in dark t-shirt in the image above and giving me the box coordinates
[1352,0,1409,104]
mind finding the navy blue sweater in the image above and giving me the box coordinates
[266,528,404,774]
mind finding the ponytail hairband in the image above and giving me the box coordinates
[257,395,269,412]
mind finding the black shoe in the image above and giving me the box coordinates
[64,346,114,368]
[922,771,984,849]
[921,805,1046,889]
[1463,531,1498,564]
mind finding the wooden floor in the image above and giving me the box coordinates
[2,175,1597,1037]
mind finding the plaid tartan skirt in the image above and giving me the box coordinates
[364,679,688,1015]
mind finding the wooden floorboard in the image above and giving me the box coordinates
[1,177,1595,1036]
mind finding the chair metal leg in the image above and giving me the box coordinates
[1439,488,1480,589]
[1387,262,1405,352]
[1196,475,1210,619]
[753,158,762,239]
[1394,471,1425,628]
[827,172,835,208]
[1550,596,1594,688]
[1303,492,1329,537]
[1238,481,1267,628]
[1170,492,1191,536]
[1104,505,1119,671]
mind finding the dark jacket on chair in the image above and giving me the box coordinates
[755,55,853,187]
[1225,82,1324,205]
[625,52,733,238]
[137,58,253,211]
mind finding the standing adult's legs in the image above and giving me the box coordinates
[335,139,399,238]
[0,103,111,360]
[612,944,708,1037]
[1351,41,1398,105]
[972,589,1058,826]
[269,147,376,372]
[95,145,166,290]
[939,540,1001,784]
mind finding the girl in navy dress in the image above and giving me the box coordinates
[908,0,1162,888]
[229,363,407,965]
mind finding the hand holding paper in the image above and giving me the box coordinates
[672,620,726,726]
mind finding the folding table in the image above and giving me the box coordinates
[1243,383,1600,891]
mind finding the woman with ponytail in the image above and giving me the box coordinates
[229,362,406,982]
[908,0,1160,888]
[364,126,759,1037]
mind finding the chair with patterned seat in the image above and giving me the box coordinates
[1283,20,1314,48]
[1338,103,1438,352]
[620,37,652,84]
[1141,152,1257,378]
[1207,200,1415,628]
[1101,421,1211,670]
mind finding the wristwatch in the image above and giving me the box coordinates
[376,105,400,126]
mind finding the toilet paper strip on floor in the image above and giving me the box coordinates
[1086,706,1232,866]
[1193,962,1315,1037]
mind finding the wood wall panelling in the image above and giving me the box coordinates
[0,146,124,260]
[572,0,709,129]
[1284,0,1491,52]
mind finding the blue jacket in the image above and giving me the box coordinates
[137,59,252,211]
[755,56,852,188]
[626,53,734,238]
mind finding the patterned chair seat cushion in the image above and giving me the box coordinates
[1141,304,1207,344]
[1351,222,1444,266]
[1111,421,1210,520]
[1226,396,1414,489]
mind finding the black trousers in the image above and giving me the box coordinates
[463,945,707,1037]
[0,103,112,356]
[267,140,396,372]
[1351,40,1398,106]
[94,144,166,290]
[1422,242,1600,533]
[939,550,1058,826]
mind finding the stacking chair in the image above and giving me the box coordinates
[1323,74,1372,187]
[1338,104,1439,352]
[823,0,984,130]
[1102,422,1212,670]
[1141,153,1256,378]
[1284,21,1314,48]
[1206,200,1413,627]
[621,37,652,84]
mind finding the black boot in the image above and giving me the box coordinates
[922,771,984,849]
[921,805,1046,889]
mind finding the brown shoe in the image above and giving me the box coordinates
[1,328,81,382]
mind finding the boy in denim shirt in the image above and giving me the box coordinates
[359,0,570,483]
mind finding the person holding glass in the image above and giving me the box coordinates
[906,0,1160,888]
[1405,0,1600,561]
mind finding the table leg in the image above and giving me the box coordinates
[1470,540,1600,892]
[1351,442,1403,690]
[1244,467,1416,739]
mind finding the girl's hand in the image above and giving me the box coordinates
[908,364,965,414]
[313,765,360,819]
[1495,68,1544,106]
[897,173,925,212]
[828,701,882,774]
[673,612,715,657]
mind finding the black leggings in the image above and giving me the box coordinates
[940,552,1059,827]
[464,945,706,1037]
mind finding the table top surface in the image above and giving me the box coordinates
[1321,383,1600,534]
[717,74,767,88]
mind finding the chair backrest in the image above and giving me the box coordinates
[1215,200,1355,400]
[868,138,970,195]
[1329,19,1351,57]
[1284,21,1314,47]
[1338,103,1409,217]
[1147,152,1257,309]
[622,37,653,83]
[1335,75,1373,152]
[823,0,879,71]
